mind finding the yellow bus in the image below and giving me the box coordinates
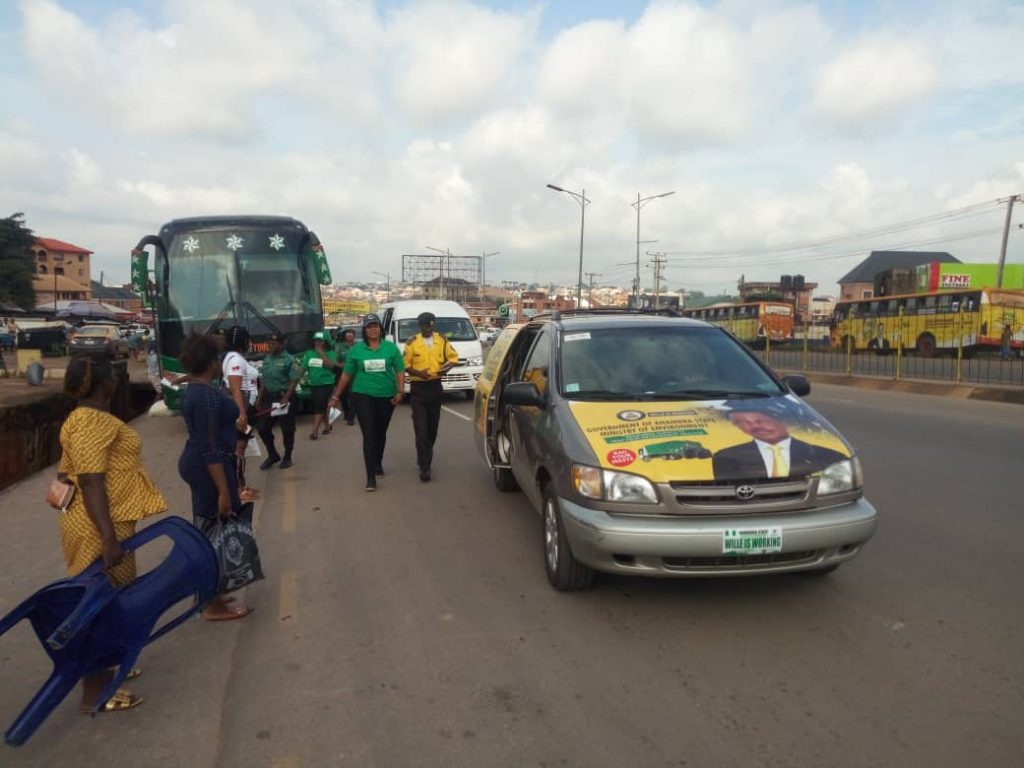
[832,288,1024,357]
[681,301,795,347]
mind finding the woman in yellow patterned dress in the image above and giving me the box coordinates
[58,356,166,713]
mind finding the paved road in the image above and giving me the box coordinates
[0,386,1021,766]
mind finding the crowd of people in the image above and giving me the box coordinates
[52,311,460,712]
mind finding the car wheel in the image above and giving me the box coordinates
[542,487,594,591]
[493,466,519,492]
[798,564,840,577]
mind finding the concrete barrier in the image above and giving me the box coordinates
[779,369,1024,405]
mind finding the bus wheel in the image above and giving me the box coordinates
[916,333,937,358]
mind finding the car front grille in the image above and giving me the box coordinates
[662,550,821,571]
[669,477,813,515]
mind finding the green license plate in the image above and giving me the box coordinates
[723,527,783,555]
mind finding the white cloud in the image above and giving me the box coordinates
[815,34,939,127]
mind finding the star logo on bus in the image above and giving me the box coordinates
[183,236,200,253]
[226,234,244,251]
[269,234,285,251]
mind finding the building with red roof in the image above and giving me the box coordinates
[32,237,93,298]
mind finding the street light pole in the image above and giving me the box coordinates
[481,251,500,300]
[631,191,675,307]
[372,271,391,302]
[547,184,590,308]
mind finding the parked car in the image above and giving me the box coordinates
[475,311,876,590]
[69,325,130,358]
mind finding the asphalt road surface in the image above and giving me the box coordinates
[0,385,1021,767]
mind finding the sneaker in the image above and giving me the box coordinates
[375,465,385,477]
[279,457,293,469]
[419,468,431,482]
[259,456,280,471]
[365,477,377,492]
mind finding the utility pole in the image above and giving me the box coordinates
[585,271,602,308]
[997,194,1020,288]
[647,252,667,309]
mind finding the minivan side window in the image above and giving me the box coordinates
[521,327,551,394]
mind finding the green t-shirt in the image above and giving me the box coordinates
[335,340,356,364]
[343,341,405,398]
[299,349,340,387]
[260,351,300,393]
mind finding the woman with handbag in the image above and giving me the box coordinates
[177,333,253,621]
[221,325,261,502]
[57,356,167,713]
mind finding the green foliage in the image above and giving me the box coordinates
[0,213,37,309]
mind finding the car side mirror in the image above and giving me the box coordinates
[783,374,811,397]
[503,381,547,408]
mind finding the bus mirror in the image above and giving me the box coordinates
[782,375,810,397]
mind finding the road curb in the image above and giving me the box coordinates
[778,370,1024,405]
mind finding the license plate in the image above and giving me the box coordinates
[723,527,783,555]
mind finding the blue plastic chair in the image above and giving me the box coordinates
[0,517,218,746]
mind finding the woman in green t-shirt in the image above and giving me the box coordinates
[300,331,342,440]
[329,314,406,491]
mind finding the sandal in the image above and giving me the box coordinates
[83,689,143,714]
[203,606,253,622]
[309,432,318,441]
[239,488,260,502]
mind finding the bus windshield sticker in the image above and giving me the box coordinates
[564,332,591,342]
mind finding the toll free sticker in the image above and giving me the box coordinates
[607,448,637,467]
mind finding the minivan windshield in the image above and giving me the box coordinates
[559,326,783,400]
[396,317,477,343]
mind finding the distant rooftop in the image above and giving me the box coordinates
[838,251,960,284]
[35,237,93,255]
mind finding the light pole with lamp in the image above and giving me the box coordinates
[546,184,590,308]
[372,271,391,302]
[425,246,451,300]
[632,191,674,306]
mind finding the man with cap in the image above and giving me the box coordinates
[403,311,460,481]
[329,313,406,491]
[299,330,342,440]
[256,333,301,469]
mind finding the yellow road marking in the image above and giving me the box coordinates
[282,472,296,534]
[279,570,298,623]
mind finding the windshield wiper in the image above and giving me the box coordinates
[563,389,642,400]
[645,389,774,400]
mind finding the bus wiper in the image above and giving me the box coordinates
[647,389,773,400]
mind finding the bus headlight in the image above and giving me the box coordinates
[817,457,862,495]
[572,464,658,504]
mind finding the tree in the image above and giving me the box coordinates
[0,213,37,309]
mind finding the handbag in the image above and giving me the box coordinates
[206,503,265,594]
[45,479,76,512]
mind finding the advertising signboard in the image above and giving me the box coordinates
[916,263,1024,292]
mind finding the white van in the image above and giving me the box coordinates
[379,300,484,398]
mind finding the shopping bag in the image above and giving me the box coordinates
[328,406,342,425]
[208,504,265,594]
[244,438,262,458]
[270,402,290,417]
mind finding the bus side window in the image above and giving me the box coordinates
[938,294,952,309]
[869,301,880,316]
[905,298,917,311]
[886,299,898,314]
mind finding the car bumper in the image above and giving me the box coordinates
[557,496,877,577]
[403,367,483,393]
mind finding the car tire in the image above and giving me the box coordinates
[493,466,519,492]
[542,487,594,591]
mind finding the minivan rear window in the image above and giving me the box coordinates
[559,326,783,399]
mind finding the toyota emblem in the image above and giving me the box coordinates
[735,485,756,501]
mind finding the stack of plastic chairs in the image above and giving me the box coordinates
[0,517,218,746]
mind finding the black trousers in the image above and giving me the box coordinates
[409,380,443,471]
[340,387,354,421]
[351,392,395,480]
[257,391,296,459]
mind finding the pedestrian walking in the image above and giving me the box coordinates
[177,333,252,621]
[1001,322,1013,361]
[58,356,167,711]
[328,314,406,491]
[222,326,261,502]
[300,330,342,440]
[403,311,459,482]
[145,336,162,399]
[335,328,358,425]
[256,333,300,469]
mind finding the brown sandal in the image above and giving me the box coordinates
[203,606,253,622]
[83,689,143,714]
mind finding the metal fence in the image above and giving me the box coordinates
[751,325,1024,387]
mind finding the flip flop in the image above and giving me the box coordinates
[203,606,253,622]
[83,689,143,714]
[125,668,142,681]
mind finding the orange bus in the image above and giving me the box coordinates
[681,301,795,347]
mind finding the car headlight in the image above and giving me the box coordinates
[466,356,483,366]
[816,457,862,495]
[572,464,658,504]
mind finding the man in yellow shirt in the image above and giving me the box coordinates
[403,312,460,481]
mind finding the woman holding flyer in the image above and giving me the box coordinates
[299,330,342,440]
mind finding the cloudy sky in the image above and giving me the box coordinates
[1,0,1022,294]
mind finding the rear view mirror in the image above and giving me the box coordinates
[503,381,546,408]
[782,374,811,397]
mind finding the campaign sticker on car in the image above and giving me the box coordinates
[723,527,783,555]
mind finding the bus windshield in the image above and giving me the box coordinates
[238,252,318,316]
[396,317,477,342]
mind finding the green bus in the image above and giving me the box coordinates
[132,215,331,408]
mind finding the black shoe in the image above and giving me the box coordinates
[365,477,377,492]
[419,468,431,482]
[345,418,355,426]
[375,465,385,477]
[279,457,292,469]
[259,456,280,471]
